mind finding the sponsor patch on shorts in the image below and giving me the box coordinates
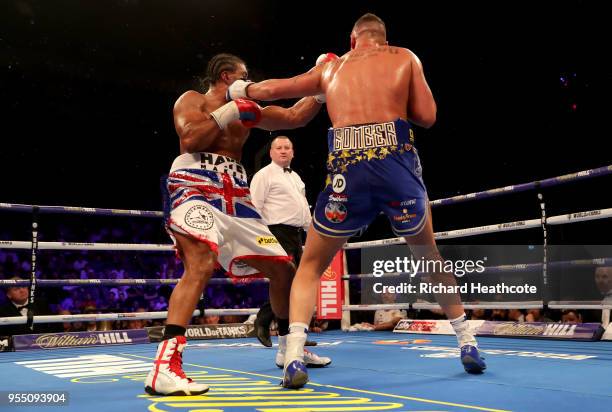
[184,204,214,230]
[256,236,279,246]
[332,174,346,193]
[325,202,347,223]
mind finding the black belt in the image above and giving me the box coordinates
[268,224,303,233]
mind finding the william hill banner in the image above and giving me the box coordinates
[317,250,344,320]
[394,319,603,341]
[477,321,603,341]
[13,330,150,351]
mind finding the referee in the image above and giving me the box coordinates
[250,135,312,346]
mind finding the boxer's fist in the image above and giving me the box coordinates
[210,99,261,129]
[314,53,339,104]
[226,79,253,101]
[235,98,261,127]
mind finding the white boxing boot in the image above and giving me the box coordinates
[145,336,209,396]
[276,335,331,368]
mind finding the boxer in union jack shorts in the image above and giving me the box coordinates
[145,53,331,396]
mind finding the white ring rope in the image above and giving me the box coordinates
[412,301,545,310]
[1,207,611,252]
[548,302,612,310]
[0,308,259,326]
[0,278,269,286]
[344,207,612,250]
[2,165,610,215]
[0,241,173,251]
[0,257,607,287]
[1,300,562,325]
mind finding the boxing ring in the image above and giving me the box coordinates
[1,165,612,411]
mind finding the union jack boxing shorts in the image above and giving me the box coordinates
[164,152,290,277]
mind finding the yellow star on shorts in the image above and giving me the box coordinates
[366,148,376,160]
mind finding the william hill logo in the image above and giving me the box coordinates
[34,332,133,349]
[256,236,278,246]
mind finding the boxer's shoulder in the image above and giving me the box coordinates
[174,90,206,112]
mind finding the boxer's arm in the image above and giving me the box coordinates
[407,53,437,129]
[257,97,322,131]
[174,91,223,153]
[248,67,324,101]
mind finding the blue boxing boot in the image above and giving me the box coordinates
[450,314,486,374]
[460,345,486,374]
[282,322,310,389]
[283,359,309,389]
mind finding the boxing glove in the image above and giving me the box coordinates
[210,99,261,129]
[314,53,339,104]
[226,80,253,101]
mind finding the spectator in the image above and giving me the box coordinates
[310,317,329,333]
[490,309,507,321]
[507,309,525,322]
[469,308,487,320]
[595,266,612,303]
[150,295,168,311]
[83,305,99,332]
[561,309,582,323]
[350,292,407,331]
[127,308,149,329]
[58,309,83,332]
[0,277,59,336]
[203,315,220,325]
[525,309,552,323]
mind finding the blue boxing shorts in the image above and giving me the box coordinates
[312,119,428,238]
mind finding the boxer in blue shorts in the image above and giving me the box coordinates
[228,13,487,388]
[313,119,427,238]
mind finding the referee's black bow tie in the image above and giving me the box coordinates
[283,167,292,173]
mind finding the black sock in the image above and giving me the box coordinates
[256,302,275,326]
[277,318,289,336]
[163,324,186,340]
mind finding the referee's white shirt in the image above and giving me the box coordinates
[250,161,311,230]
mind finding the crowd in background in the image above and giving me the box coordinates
[0,222,606,336]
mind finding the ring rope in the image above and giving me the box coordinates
[2,207,611,251]
[344,207,612,249]
[1,165,610,216]
[0,256,609,287]
[430,164,612,206]
[0,308,259,326]
[0,278,269,287]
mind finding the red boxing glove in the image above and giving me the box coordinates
[314,53,339,103]
[316,52,339,66]
[235,98,261,128]
[210,99,262,129]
